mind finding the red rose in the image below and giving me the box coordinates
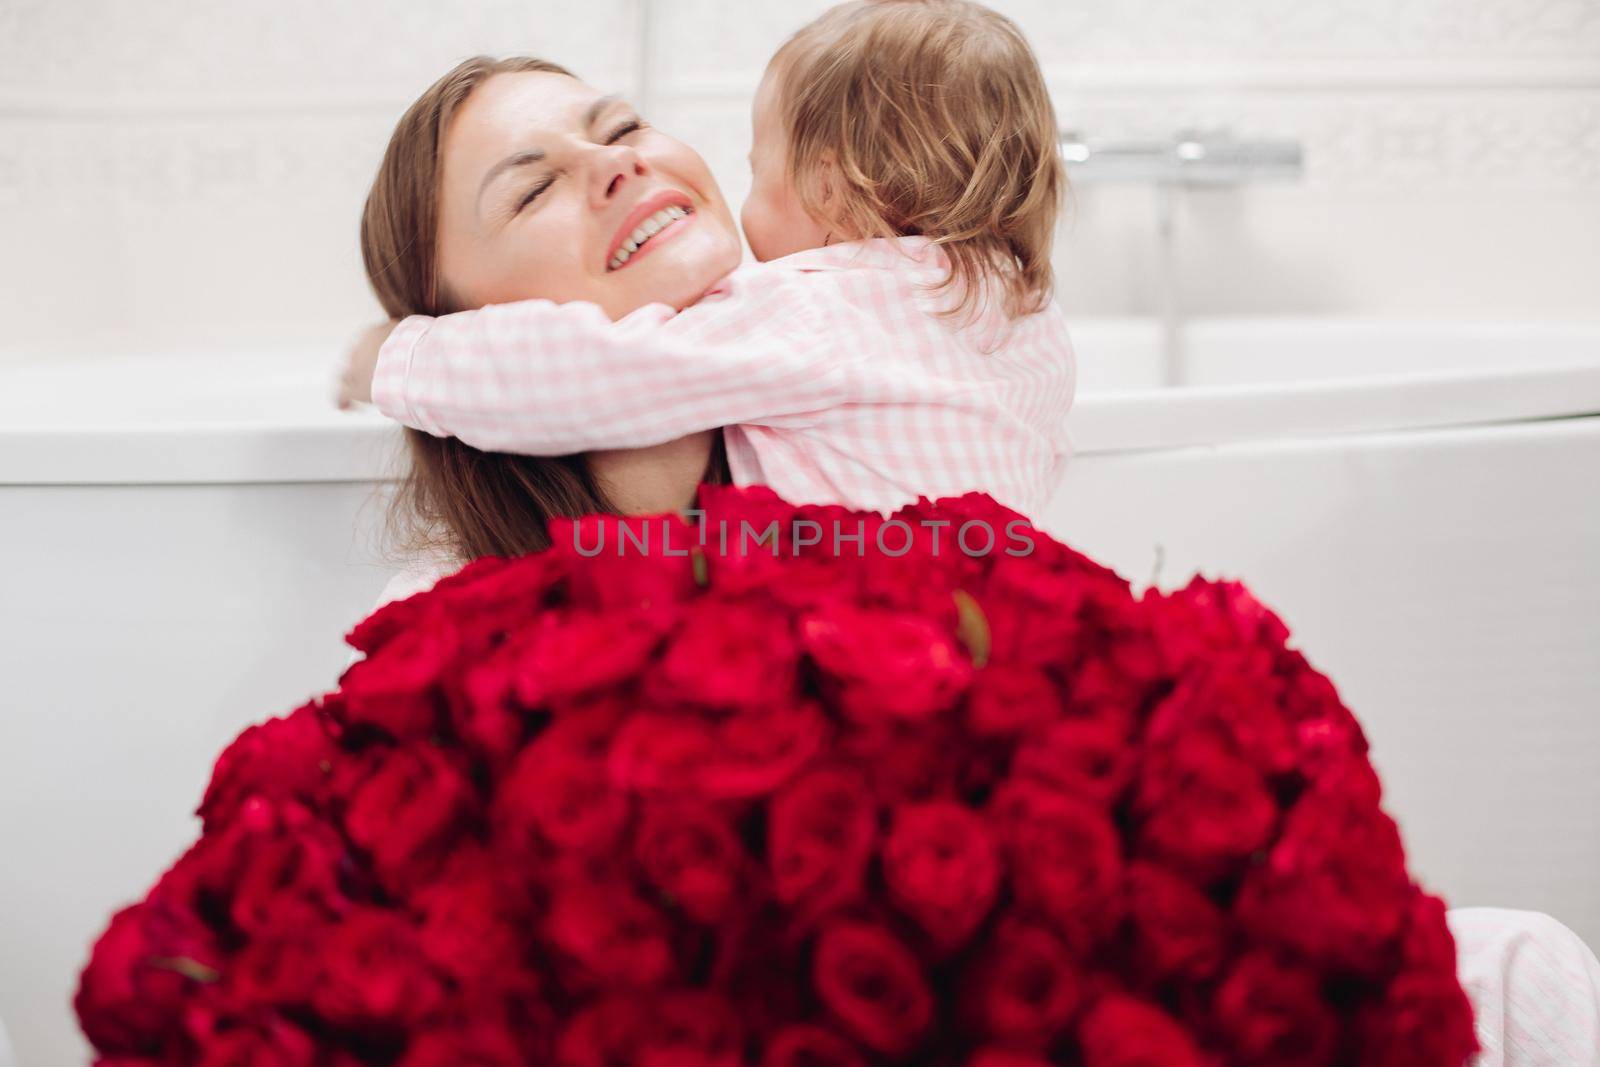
[813,921,934,1057]
[884,800,1001,949]
[974,555,1088,666]
[694,481,797,538]
[343,555,519,657]
[448,639,529,773]
[966,1051,1055,1067]
[494,703,632,856]
[896,492,1037,579]
[220,934,323,1011]
[902,489,1024,526]
[1121,861,1227,984]
[423,552,569,655]
[1078,994,1204,1067]
[513,607,672,708]
[1059,659,1143,739]
[839,717,972,805]
[767,766,878,925]
[311,907,445,1030]
[197,702,338,832]
[789,499,879,560]
[493,704,631,857]
[1152,577,1290,676]
[343,585,440,658]
[1236,769,1412,975]
[647,597,801,709]
[414,848,531,981]
[989,781,1122,952]
[544,883,675,988]
[1012,716,1135,806]
[337,744,477,895]
[555,992,744,1067]
[634,801,746,924]
[1276,651,1370,781]
[75,899,221,1056]
[400,979,551,1066]
[398,1023,526,1067]
[609,703,828,800]
[961,921,1083,1046]
[228,822,350,937]
[853,521,984,619]
[554,512,701,610]
[1395,890,1462,973]
[336,615,458,738]
[761,1025,866,1067]
[1354,971,1478,1067]
[159,797,334,913]
[189,1013,319,1067]
[964,664,1066,737]
[690,485,817,600]
[1145,660,1299,779]
[742,551,862,612]
[1210,951,1338,1066]
[1133,732,1278,883]
[801,603,973,722]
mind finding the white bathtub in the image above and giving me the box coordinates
[1,319,1597,1065]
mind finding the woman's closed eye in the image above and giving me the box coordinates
[604,118,646,143]
[513,175,556,215]
[509,119,649,217]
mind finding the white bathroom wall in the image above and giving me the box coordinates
[1,0,1596,359]
[645,0,1600,319]
[0,0,642,354]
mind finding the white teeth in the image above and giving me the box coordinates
[608,204,694,270]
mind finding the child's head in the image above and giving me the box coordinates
[742,0,1066,320]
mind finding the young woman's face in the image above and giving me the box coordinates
[741,68,832,262]
[436,72,742,319]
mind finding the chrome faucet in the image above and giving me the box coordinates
[1058,128,1305,388]
[1059,127,1304,186]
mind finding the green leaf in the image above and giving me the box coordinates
[952,589,990,669]
[149,956,220,984]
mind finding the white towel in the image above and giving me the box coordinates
[1451,908,1600,1067]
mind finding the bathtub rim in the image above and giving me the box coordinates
[3,318,1597,485]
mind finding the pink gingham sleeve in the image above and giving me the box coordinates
[369,275,859,455]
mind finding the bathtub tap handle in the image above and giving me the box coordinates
[1058,127,1304,186]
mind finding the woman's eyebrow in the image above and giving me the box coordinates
[584,93,623,128]
[476,96,627,209]
[478,147,547,207]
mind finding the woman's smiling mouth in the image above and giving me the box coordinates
[606,193,697,272]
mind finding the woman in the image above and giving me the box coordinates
[355,55,1600,1063]
[360,55,743,608]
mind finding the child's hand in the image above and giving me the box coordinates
[334,321,397,409]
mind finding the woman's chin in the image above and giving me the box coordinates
[611,227,741,310]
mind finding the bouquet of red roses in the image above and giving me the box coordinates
[77,485,1476,1067]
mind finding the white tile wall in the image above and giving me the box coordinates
[0,0,641,353]
[0,0,1596,347]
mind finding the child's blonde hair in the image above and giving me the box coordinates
[769,0,1066,323]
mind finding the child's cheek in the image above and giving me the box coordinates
[740,196,775,261]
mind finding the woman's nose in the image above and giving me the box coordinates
[589,144,648,208]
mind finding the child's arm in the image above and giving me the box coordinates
[370,282,853,455]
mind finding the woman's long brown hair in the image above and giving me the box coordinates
[359,55,728,563]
